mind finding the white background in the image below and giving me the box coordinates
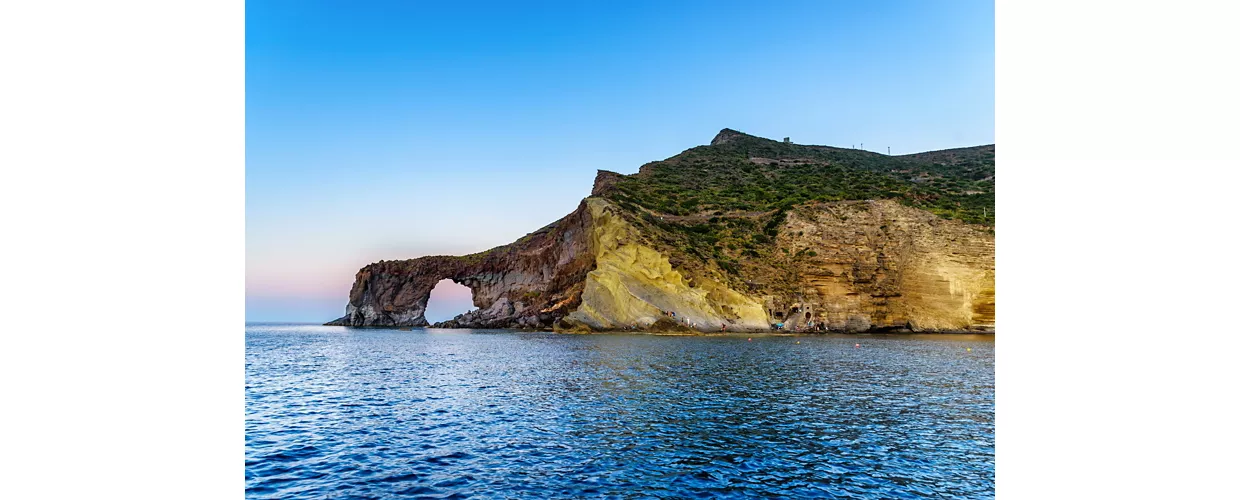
[1,1,1238,498]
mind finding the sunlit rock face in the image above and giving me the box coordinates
[775,200,994,332]
[560,199,770,332]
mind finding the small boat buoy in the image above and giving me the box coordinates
[796,341,800,344]
[855,343,860,348]
[747,338,752,341]
[967,347,972,352]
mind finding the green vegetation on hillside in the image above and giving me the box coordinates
[604,130,994,226]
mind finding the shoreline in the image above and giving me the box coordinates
[311,324,996,335]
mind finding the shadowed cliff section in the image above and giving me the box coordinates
[328,129,995,332]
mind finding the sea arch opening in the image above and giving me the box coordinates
[425,278,477,324]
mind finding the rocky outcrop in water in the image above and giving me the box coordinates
[327,130,995,332]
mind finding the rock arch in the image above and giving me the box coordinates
[326,201,597,328]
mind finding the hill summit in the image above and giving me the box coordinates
[710,128,753,145]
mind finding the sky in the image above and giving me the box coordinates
[245,0,995,323]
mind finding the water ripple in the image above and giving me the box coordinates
[247,325,994,498]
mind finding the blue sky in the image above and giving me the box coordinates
[245,0,995,323]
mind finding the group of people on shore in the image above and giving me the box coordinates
[770,320,829,332]
[659,309,730,331]
[659,309,698,329]
[615,308,840,333]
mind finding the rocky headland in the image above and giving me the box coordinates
[327,129,995,333]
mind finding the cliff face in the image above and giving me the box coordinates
[773,200,994,331]
[559,199,770,332]
[328,130,995,332]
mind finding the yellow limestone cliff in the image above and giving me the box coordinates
[561,199,771,331]
[772,200,995,332]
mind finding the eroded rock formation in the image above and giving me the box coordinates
[327,130,995,333]
[326,201,595,328]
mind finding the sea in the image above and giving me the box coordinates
[246,323,994,499]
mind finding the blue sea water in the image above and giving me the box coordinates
[246,324,994,499]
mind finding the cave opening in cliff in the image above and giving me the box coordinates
[425,279,477,324]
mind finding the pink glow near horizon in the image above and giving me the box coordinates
[425,279,476,322]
